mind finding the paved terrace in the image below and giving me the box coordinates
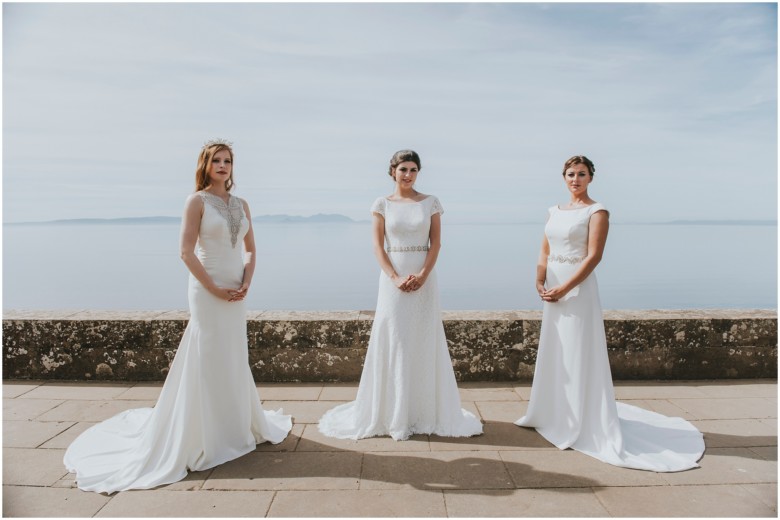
[3,380,777,517]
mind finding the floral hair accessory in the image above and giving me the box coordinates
[202,138,233,150]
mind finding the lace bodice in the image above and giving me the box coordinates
[545,203,608,258]
[198,191,245,249]
[371,195,443,250]
[193,191,249,289]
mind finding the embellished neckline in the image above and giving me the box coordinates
[199,191,243,248]
[201,191,234,206]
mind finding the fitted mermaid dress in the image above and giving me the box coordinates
[318,195,483,440]
[64,191,292,493]
[515,203,704,471]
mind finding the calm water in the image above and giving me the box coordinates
[3,222,777,310]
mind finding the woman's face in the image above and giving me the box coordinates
[207,149,233,186]
[392,161,419,189]
[563,162,592,197]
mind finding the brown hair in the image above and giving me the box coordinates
[388,149,421,178]
[562,155,595,177]
[195,143,234,192]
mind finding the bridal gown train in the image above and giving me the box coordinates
[64,191,292,493]
[515,203,704,472]
[318,196,483,441]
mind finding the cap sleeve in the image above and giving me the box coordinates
[370,197,386,217]
[430,196,444,216]
[588,202,609,218]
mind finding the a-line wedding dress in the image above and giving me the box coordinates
[515,203,704,472]
[64,191,292,493]
[318,195,483,440]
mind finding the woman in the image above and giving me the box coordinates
[318,150,482,440]
[64,140,292,493]
[515,155,704,471]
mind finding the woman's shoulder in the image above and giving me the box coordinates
[370,196,387,215]
[186,191,206,205]
[587,201,609,218]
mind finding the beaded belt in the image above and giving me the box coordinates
[387,245,429,253]
[548,254,585,264]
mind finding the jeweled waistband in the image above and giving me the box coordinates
[547,254,585,264]
[387,245,429,253]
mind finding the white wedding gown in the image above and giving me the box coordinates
[64,191,292,493]
[515,203,704,471]
[319,196,483,441]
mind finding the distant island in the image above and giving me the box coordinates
[6,214,361,225]
[663,220,776,226]
[5,216,776,226]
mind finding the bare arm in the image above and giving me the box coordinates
[233,199,256,300]
[542,210,609,302]
[535,233,551,297]
[179,194,236,301]
[372,212,413,291]
[407,212,441,291]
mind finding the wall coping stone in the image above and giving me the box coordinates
[4,309,777,321]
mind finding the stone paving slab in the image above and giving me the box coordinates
[443,488,610,517]
[2,380,777,517]
[39,422,97,449]
[256,383,323,401]
[317,383,359,401]
[3,398,64,420]
[428,421,552,451]
[254,423,304,452]
[593,483,777,517]
[269,489,447,517]
[95,489,275,517]
[203,451,363,491]
[458,384,524,402]
[296,424,430,452]
[669,397,777,420]
[475,400,528,422]
[694,380,778,398]
[3,485,111,517]
[620,398,697,420]
[35,399,156,422]
[500,449,669,488]
[261,400,345,424]
[359,450,515,490]
[692,418,777,448]
[740,483,779,512]
[3,420,75,448]
[2,381,42,398]
[114,383,164,400]
[659,447,777,485]
[748,446,777,461]
[19,382,133,401]
[3,448,69,486]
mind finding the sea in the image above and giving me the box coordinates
[3,221,777,311]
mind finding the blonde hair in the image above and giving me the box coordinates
[195,143,234,192]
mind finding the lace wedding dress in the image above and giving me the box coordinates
[64,191,292,492]
[318,195,482,441]
[515,203,704,471]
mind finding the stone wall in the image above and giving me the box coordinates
[3,309,776,382]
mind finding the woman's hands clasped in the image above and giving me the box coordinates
[538,283,569,303]
[392,273,427,292]
[210,283,249,302]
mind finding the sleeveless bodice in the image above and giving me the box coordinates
[195,191,249,288]
[545,203,608,260]
[371,196,444,250]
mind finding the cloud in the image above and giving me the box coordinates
[4,3,776,223]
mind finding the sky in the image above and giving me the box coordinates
[3,2,777,224]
